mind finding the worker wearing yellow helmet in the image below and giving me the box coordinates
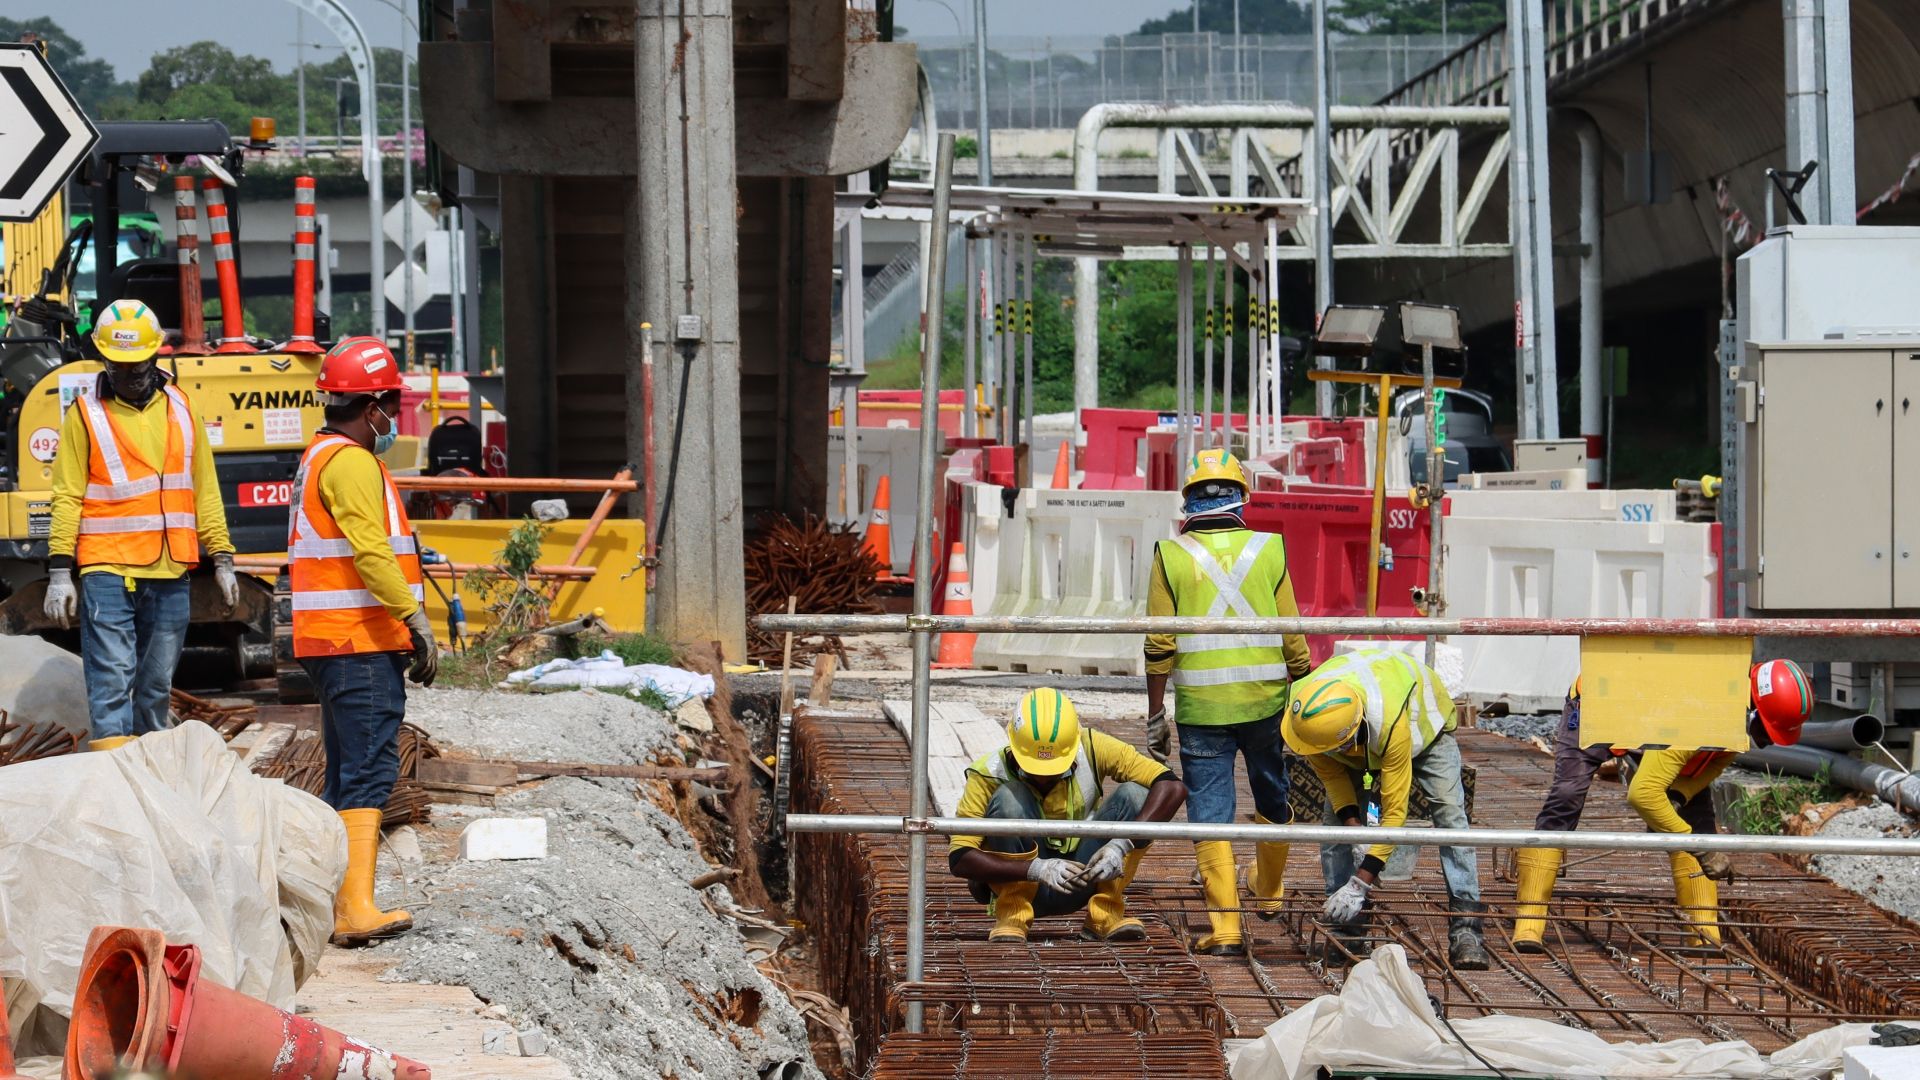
[1282,647,1487,969]
[1143,448,1313,955]
[43,300,237,751]
[950,689,1188,944]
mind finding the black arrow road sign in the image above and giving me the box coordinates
[0,43,100,222]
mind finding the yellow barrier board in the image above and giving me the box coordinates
[1578,634,1752,750]
[413,518,648,636]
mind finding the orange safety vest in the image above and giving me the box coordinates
[74,385,201,568]
[1679,750,1733,779]
[288,434,424,657]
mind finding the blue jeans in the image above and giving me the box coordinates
[79,572,190,740]
[1177,714,1293,826]
[975,780,1150,916]
[302,652,409,811]
[1318,731,1480,904]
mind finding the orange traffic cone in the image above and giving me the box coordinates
[68,926,432,1080]
[863,475,893,579]
[1051,439,1073,490]
[933,541,977,668]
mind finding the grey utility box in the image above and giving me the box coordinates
[1741,342,1920,609]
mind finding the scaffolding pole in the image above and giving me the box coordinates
[755,613,1920,638]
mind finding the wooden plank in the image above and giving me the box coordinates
[418,759,521,788]
[807,654,837,707]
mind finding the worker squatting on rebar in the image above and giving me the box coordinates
[1512,659,1814,952]
[948,689,1189,944]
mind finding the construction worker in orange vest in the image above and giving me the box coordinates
[291,336,437,945]
[44,301,237,751]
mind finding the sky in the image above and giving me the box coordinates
[14,1,1182,81]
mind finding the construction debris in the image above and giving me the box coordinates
[743,514,883,664]
[459,817,549,861]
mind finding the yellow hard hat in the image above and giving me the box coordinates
[1007,688,1081,777]
[1183,448,1248,495]
[1282,676,1365,755]
[92,300,164,364]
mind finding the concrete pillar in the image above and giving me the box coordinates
[632,0,747,657]
[1507,0,1560,439]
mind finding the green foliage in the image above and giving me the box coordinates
[1136,0,1311,34]
[1725,766,1847,836]
[1330,0,1505,36]
[953,135,978,159]
[632,687,674,711]
[462,516,554,637]
[0,18,123,116]
[576,631,677,667]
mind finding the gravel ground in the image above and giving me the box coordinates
[1814,803,1920,920]
[366,687,819,1080]
[1472,712,1561,743]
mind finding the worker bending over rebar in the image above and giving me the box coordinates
[1282,647,1490,969]
[1512,660,1812,951]
[950,689,1188,944]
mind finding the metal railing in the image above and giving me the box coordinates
[759,604,1920,1036]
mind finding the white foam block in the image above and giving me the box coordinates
[1848,1045,1920,1080]
[459,817,549,861]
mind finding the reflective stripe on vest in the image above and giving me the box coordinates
[974,733,1102,855]
[1316,649,1449,766]
[74,385,200,567]
[289,434,425,657]
[1158,529,1292,725]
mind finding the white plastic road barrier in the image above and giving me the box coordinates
[973,488,1183,676]
[828,425,940,575]
[955,480,1019,621]
[1441,515,1718,712]
[1460,468,1588,491]
[1447,488,1677,523]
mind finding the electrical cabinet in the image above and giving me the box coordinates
[1749,345,1920,609]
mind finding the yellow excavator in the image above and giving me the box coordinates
[0,121,329,691]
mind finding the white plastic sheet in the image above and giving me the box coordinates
[507,652,716,706]
[0,723,346,1057]
[1230,944,1875,1080]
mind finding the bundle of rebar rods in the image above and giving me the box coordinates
[252,722,436,826]
[743,513,883,663]
[0,710,80,766]
[169,689,257,741]
[869,1032,1229,1079]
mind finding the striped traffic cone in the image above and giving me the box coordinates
[281,176,324,353]
[170,177,209,355]
[1051,438,1072,490]
[203,179,255,354]
[862,475,893,579]
[933,541,976,668]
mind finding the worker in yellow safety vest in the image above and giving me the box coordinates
[950,689,1188,944]
[1282,647,1489,969]
[1511,660,1811,952]
[44,300,237,751]
[291,336,437,945]
[1144,449,1313,955]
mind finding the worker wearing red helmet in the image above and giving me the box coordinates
[291,336,438,945]
[1511,659,1811,952]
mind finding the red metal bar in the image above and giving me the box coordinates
[281,176,323,354]
[171,177,208,356]
[202,179,254,354]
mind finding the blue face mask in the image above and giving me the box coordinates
[370,403,397,455]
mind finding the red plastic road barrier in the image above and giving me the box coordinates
[283,176,324,353]
[855,389,970,437]
[1243,489,1445,664]
[170,177,209,356]
[1079,408,1254,491]
[67,926,431,1079]
[202,179,255,354]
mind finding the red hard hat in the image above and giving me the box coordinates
[1750,659,1812,747]
[317,336,405,395]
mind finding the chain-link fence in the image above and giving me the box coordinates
[907,32,1471,132]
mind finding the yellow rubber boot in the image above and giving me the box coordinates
[988,847,1039,943]
[88,735,135,752]
[1082,848,1147,942]
[332,808,413,946]
[1249,814,1290,920]
[1194,840,1243,954]
[1669,851,1721,948]
[1511,847,1563,953]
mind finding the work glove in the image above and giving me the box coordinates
[404,607,439,687]
[1075,838,1135,887]
[1696,850,1734,882]
[1026,856,1083,894]
[42,568,75,628]
[212,552,238,610]
[1322,875,1373,923]
[1873,1023,1920,1047]
[1146,709,1172,763]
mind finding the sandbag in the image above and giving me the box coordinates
[1230,944,1874,1080]
[0,723,346,1057]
